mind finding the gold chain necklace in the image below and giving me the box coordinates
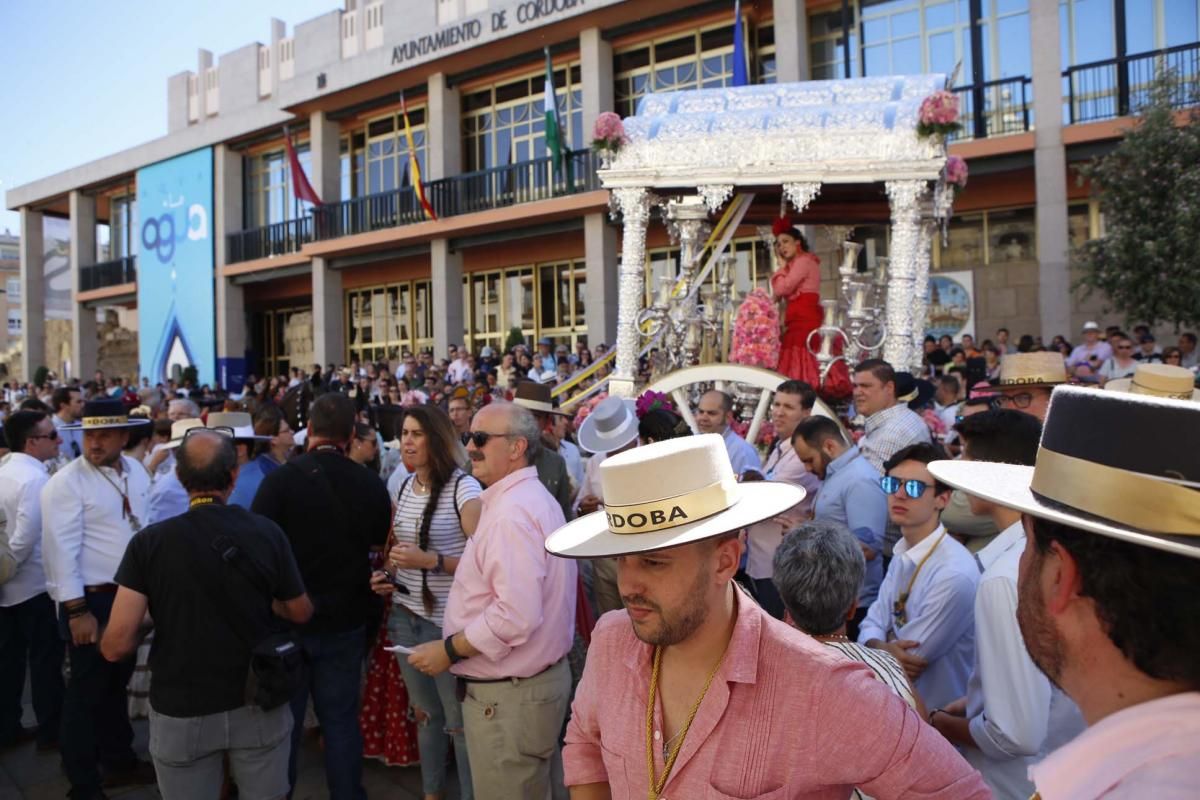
[644,645,726,800]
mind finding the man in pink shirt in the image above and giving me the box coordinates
[408,402,576,800]
[930,386,1200,799]
[744,379,822,617]
[546,434,988,800]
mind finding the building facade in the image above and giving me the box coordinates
[6,0,1199,385]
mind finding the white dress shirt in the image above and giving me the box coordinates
[720,426,762,478]
[965,522,1085,799]
[41,454,151,602]
[52,414,83,462]
[858,524,979,709]
[0,453,52,607]
[146,468,189,525]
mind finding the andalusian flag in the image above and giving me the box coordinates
[401,92,437,221]
[543,47,570,186]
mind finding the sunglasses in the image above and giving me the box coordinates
[996,392,1035,409]
[29,431,61,442]
[461,431,518,448]
[880,476,933,499]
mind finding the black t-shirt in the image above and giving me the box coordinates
[251,449,391,634]
[114,503,305,718]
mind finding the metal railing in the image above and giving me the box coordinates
[1065,41,1200,124]
[80,255,136,292]
[226,149,599,263]
[226,216,315,264]
[950,76,1033,141]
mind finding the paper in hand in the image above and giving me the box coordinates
[384,644,415,655]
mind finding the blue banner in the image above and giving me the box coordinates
[136,148,215,387]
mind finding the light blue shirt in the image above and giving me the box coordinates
[858,524,979,709]
[812,446,886,605]
[146,468,189,525]
[721,426,761,478]
[52,415,82,462]
[965,522,1085,799]
[228,454,281,509]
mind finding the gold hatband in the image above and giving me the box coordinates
[81,416,131,428]
[603,477,739,535]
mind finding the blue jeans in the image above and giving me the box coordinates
[287,627,366,800]
[0,592,63,748]
[388,606,473,799]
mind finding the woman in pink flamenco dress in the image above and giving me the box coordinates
[769,218,851,397]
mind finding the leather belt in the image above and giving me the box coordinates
[84,584,118,594]
[457,657,564,685]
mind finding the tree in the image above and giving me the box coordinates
[504,326,526,352]
[1074,69,1200,329]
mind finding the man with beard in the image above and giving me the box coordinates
[930,386,1200,798]
[548,434,988,799]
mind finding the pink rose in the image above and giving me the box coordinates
[945,155,969,187]
[592,111,627,144]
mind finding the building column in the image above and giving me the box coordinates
[19,208,44,382]
[609,187,653,398]
[431,238,463,359]
[583,213,618,349]
[1031,0,1070,339]
[772,0,811,83]
[309,110,341,204]
[883,180,928,370]
[427,72,461,180]
[312,257,344,366]
[909,218,936,374]
[68,191,98,380]
[580,28,614,136]
[214,144,248,388]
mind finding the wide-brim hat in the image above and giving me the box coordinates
[546,434,806,559]
[929,386,1200,559]
[512,381,569,417]
[162,418,205,450]
[895,373,936,410]
[577,397,638,454]
[1104,363,1199,402]
[206,411,271,441]
[64,398,152,430]
[993,351,1069,391]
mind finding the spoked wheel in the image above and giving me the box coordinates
[645,363,847,445]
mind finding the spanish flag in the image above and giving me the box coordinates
[401,92,437,221]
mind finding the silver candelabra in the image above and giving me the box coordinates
[805,241,889,384]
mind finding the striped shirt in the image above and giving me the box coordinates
[824,640,916,711]
[391,469,480,627]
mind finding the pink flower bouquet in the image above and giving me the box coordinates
[635,390,676,418]
[730,289,781,370]
[917,90,962,138]
[944,155,969,188]
[591,111,628,155]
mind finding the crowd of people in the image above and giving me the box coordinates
[0,316,1196,800]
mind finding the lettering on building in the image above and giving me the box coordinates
[391,0,586,66]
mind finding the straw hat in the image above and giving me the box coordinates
[1104,363,1199,401]
[545,434,806,558]
[577,397,638,454]
[162,418,206,450]
[206,412,271,441]
[994,352,1069,391]
[929,386,1200,559]
[512,381,569,417]
[63,398,152,430]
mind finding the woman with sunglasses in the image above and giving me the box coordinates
[1162,346,1185,366]
[368,405,480,800]
[1097,332,1138,386]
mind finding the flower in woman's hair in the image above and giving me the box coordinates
[635,390,676,419]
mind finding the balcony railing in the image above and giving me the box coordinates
[950,76,1033,142]
[226,149,600,264]
[227,216,314,264]
[80,255,136,292]
[1065,41,1200,124]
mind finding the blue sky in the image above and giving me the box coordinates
[0,0,337,235]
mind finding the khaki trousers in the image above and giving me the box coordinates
[591,557,623,616]
[460,659,571,800]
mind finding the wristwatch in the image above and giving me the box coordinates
[431,552,446,575]
[444,635,465,664]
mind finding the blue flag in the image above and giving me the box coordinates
[732,0,748,86]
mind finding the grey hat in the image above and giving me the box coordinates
[577,397,639,455]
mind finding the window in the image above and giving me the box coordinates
[7,310,20,335]
[458,262,587,353]
[436,0,487,25]
[810,6,860,79]
[346,279,434,363]
[757,24,777,83]
[934,206,1036,267]
[613,24,745,118]
[461,65,583,173]
[257,306,312,378]
[109,194,138,260]
[243,145,313,229]
[5,279,19,301]
[362,108,427,196]
[1059,0,1116,69]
